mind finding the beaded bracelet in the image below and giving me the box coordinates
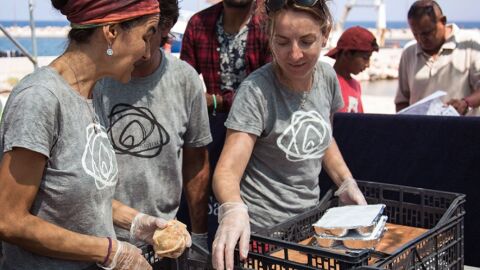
[212,94,217,116]
[101,237,112,266]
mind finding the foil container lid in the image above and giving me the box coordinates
[315,215,388,249]
[313,204,385,230]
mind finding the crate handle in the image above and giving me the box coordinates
[436,195,466,227]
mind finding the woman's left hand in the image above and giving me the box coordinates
[334,177,367,205]
[129,213,167,245]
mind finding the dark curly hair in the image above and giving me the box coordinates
[158,0,180,46]
[159,0,180,29]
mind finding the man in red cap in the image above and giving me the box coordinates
[326,26,379,113]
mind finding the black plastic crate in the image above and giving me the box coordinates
[373,214,464,270]
[237,180,465,270]
[142,243,214,269]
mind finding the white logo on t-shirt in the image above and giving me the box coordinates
[82,123,119,190]
[276,110,332,162]
[347,96,359,113]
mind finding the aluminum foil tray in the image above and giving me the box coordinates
[313,204,385,237]
[315,215,388,250]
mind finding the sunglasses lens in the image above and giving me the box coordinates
[295,0,318,7]
[266,0,286,12]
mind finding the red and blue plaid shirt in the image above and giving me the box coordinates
[180,2,271,111]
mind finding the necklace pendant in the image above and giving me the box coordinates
[300,91,309,110]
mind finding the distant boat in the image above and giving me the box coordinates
[0,49,25,57]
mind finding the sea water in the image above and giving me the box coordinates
[1,20,479,56]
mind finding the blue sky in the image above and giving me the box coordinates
[0,0,478,22]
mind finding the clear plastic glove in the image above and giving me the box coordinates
[130,213,167,245]
[334,177,367,205]
[99,240,152,270]
[189,232,209,261]
[192,232,209,250]
[212,202,250,270]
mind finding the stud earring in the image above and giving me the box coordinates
[106,44,114,56]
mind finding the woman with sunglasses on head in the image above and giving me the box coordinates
[211,0,367,268]
[0,1,171,269]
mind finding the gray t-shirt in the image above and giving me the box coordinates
[225,62,343,228]
[94,49,212,244]
[0,67,117,270]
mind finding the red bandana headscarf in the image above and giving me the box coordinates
[60,0,160,28]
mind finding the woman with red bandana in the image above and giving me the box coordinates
[0,1,187,270]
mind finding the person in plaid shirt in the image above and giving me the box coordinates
[180,0,271,115]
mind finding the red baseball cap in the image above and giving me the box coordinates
[326,26,379,59]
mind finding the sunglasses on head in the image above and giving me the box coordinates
[265,0,320,13]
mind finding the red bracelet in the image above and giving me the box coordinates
[462,98,472,108]
[102,237,112,266]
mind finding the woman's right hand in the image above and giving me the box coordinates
[212,202,250,270]
[101,240,151,270]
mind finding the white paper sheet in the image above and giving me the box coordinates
[397,90,460,116]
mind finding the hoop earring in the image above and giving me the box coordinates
[106,44,114,56]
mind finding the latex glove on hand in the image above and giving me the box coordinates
[130,213,167,245]
[212,202,250,270]
[192,232,209,250]
[99,240,152,270]
[189,232,209,261]
[334,177,367,205]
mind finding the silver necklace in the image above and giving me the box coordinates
[299,73,314,110]
[63,58,99,133]
[300,90,311,109]
[273,63,313,110]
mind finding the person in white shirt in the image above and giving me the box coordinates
[394,0,480,116]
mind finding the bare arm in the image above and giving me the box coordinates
[182,146,210,233]
[322,139,353,187]
[395,51,411,112]
[395,102,409,112]
[212,129,257,204]
[323,115,366,205]
[447,88,480,115]
[205,93,226,114]
[212,130,256,269]
[464,88,480,108]
[0,148,108,263]
[112,199,139,231]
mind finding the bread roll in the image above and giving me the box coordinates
[152,220,189,258]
